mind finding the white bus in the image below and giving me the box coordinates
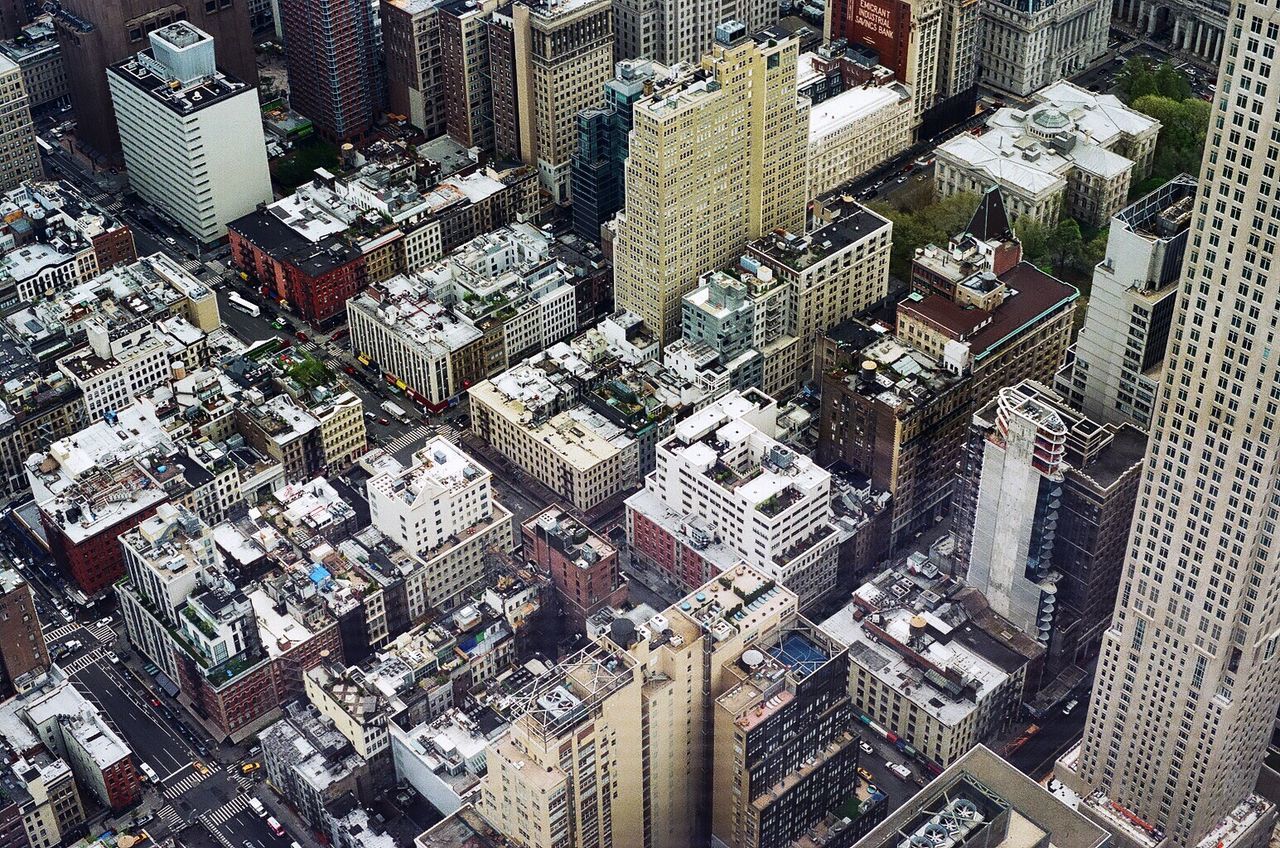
[227,292,260,317]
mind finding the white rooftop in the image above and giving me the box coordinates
[249,588,315,657]
[809,84,905,141]
[820,602,1011,726]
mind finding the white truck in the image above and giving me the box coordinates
[381,401,410,425]
[886,761,913,780]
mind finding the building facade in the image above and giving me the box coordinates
[807,82,913,198]
[1057,5,1280,846]
[381,0,447,138]
[277,0,381,141]
[49,0,258,159]
[957,381,1146,675]
[522,506,626,630]
[977,0,1109,96]
[612,0,776,64]
[0,54,38,192]
[613,23,808,345]
[500,0,615,204]
[935,81,1160,228]
[1056,175,1195,430]
[0,569,47,699]
[106,23,272,244]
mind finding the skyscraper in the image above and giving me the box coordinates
[381,0,448,138]
[49,0,258,160]
[569,58,673,242]
[0,53,39,192]
[611,0,776,65]
[489,0,615,204]
[1059,4,1280,845]
[613,21,808,346]
[277,0,382,141]
[107,22,272,243]
[1056,175,1196,430]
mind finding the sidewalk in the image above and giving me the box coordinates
[259,780,327,848]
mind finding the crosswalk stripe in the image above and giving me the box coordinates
[44,623,77,642]
[199,815,235,848]
[89,624,115,645]
[384,425,430,455]
[157,804,185,830]
[162,770,210,798]
[203,795,250,827]
[60,648,103,675]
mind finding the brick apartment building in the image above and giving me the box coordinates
[228,212,367,325]
[522,506,626,629]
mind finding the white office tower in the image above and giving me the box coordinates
[1057,2,1280,846]
[965,385,1065,645]
[106,22,272,244]
[1056,175,1196,430]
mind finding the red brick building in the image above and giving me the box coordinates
[42,503,162,597]
[90,223,138,271]
[176,616,344,742]
[0,570,49,699]
[522,507,627,630]
[98,757,141,812]
[229,211,367,325]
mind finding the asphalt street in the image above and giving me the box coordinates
[71,659,196,781]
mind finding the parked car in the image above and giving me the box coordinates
[858,740,874,755]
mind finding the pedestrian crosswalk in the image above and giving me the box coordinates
[179,258,203,274]
[60,648,103,675]
[224,764,253,792]
[435,423,462,443]
[162,770,209,799]
[88,623,115,645]
[156,804,185,831]
[44,623,77,643]
[384,425,431,455]
[203,795,249,827]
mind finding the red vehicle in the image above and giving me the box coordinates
[149,697,161,707]
[344,365,356,375]
[331,327,348,340]
[295,331,308,342]
[378,417,390,425]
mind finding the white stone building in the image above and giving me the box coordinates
[106,23,271,243]
[935,81,1160,227]
[977,0,1109,96]
[806,83,913,198]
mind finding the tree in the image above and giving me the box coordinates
[1049,217,1085,273]
[870,192,980,280]
[1154,60,1193,101]
[1015,216,1051,271]
[1130,95,1211,186]
[1117,57,1158,102]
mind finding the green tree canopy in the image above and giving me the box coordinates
[870,192,980,280]
[1130,94,1211,188]
[1154,60,1194,100]
[1118,57,1158,101]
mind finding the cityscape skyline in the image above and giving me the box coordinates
[0,1,1262,848]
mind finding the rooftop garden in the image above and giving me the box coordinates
[286,353,333,390]
[757,486,801,517]
[182,604,217,639]
[206,653,264,686]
